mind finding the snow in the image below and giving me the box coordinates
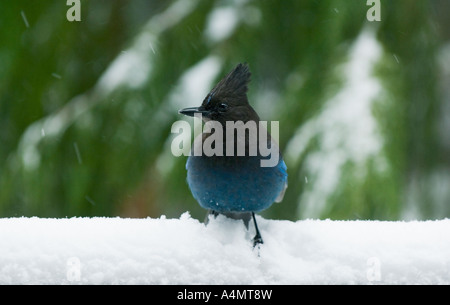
[21,11,30,28]
[15,0,200,173]
[285,28,387,218]
[204,0,258,44]
[1,213,449,284]
[168,56,223,111]
[204,6,240,44]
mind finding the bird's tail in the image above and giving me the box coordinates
[204,210,252,229]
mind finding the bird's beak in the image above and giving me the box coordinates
[178,107,210,117]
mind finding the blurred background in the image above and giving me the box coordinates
[0,0,449,221]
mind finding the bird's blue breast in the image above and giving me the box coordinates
[186,155,287,212]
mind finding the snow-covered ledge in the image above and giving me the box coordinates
[0,213,449,284]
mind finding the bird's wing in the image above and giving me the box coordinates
[275,180,288,203]
[275,159,288,203]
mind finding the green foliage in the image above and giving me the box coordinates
[0,0,448,220]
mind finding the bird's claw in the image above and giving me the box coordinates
[252,234,263,248]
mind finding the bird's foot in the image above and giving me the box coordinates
[251,212,263,249]
[252,233,263,248]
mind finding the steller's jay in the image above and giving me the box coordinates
[179,63,288,246]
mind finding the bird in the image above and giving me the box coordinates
[179,63,287,247]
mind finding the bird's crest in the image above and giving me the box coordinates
[208,63,251,104]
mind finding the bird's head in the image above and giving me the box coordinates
[179,63,259,124]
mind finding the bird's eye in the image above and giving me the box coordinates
[218,103,228,112]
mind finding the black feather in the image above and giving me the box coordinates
[208,63,251,104]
